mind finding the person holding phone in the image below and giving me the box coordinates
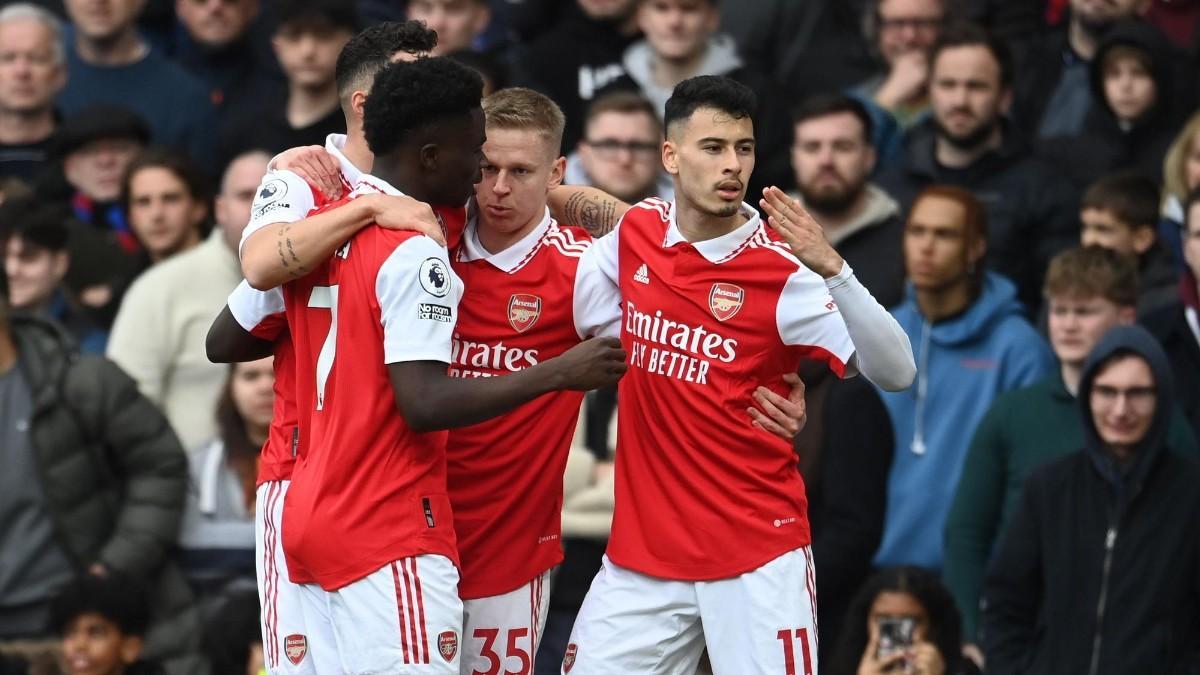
[829,567,980,675]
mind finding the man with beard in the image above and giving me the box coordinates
[877,23,1079,314]
[1012,0,1152,142]
[790,94,905,308]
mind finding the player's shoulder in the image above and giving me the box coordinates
[742,222,805,270]
[628,196,672,223]
[541,221,592,260]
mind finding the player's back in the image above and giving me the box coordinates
[281,189,464,591]
[446,217,591,599]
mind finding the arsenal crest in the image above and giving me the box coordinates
[438,630,458,662]
[284,634,307,665]
[508,294,542,333]
[708,283,745,321]
[563,644,578,672]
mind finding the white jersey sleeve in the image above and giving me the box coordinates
[822,262,916,391]
[227,280,286,338]
[777,265,857,374]
[240,169,319,255]
[572,224,622,339]
[376,236,464,365]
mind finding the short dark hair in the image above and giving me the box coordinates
[120,147,211,215]
[335,21,438,100]
[663,76,756,137]
[274,0,358,35]
[50,574,150,637]
[791,93,875,144]
[1082,171,1160,229]
[584,91,662,135]
[363,57,484,156]
[0,197,70,252]
[1044,245,1139,307]
[931,22,1013,87]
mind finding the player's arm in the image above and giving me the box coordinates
[548,185,631,237]
[206,306,274,363]
[760,187,916,391]
[390,338,626,432]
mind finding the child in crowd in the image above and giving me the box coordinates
[50,575,163,675]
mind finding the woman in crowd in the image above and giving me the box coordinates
[178,357,274,614]
[1160,110,1200,270]
[829,566,980,675]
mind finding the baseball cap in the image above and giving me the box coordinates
[51,105,150,159]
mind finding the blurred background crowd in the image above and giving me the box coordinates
[1,0,1199,673]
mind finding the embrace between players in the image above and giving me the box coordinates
[205,21,916,675]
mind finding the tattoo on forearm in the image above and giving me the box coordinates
[564,191,617,237]
[277,224,308,278]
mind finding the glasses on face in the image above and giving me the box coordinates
[878,16,943,33]
[585,139,659,160]
[1091,385,1156,410]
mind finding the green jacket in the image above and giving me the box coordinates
[943,372,1199,640]
[15,317,206,674]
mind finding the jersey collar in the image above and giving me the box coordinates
[662,201,763,264]
[325,133,363,187]
[458,207,554,273]
[350,173,405,198]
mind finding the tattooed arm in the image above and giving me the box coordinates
[549,185,631,237]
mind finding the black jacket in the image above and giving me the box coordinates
[1037,20,1187,190]
[13,317,206,674]
[982,325,1200,675]
[876,121,1080,313]
[1143,286,1200,441]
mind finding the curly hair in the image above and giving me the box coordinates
[362,57,483,156]
[50,573,150,637]
[335,21,439,100]
[828,566,966,675]
[664,75,757,138]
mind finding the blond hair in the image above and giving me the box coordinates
[482,87,565,154]
[1163,110,1200,205]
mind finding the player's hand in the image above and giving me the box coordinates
[274,145,343,200]
[553,337,627,391]
[370,194,445,246]
[748,373,806,440]
[760,187,844,279]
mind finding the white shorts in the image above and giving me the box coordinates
[461,570,551,675]
[298,555,464,674]
[257,480,334,674]
[563,547,818,675]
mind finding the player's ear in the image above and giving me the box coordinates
[662,141,680,176]
[548,156,566,189]
[419,144,439,171]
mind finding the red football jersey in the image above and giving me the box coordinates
[574,198,855,581]
[281,175,466,591]
[226,281,296,485]
[447,211,593,599]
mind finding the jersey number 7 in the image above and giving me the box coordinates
[308,285,339,411]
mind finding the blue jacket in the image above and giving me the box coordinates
[874,273,1054,569]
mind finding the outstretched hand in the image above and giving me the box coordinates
[759,187,844,278]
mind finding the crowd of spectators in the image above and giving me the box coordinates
[2,0,1200,673]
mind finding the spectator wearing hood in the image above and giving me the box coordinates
[876,22,1080,314]
[1038,20,1188,191]
[1144,188,1200,440]
[982,324,1200,674]
[944,245,1198,645]
[873,185,1055,572]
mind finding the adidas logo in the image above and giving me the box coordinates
[633,263,650,285]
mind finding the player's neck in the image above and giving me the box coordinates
[477,213,542,255]
[915,279,973,322]
[75,29,146,66]
[372,162,432,205]
[675,197,747,243]
[0,107,55,145]
[342,125,374,174]
[287,82,339,130]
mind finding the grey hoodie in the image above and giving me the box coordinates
[621,34,744,119]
